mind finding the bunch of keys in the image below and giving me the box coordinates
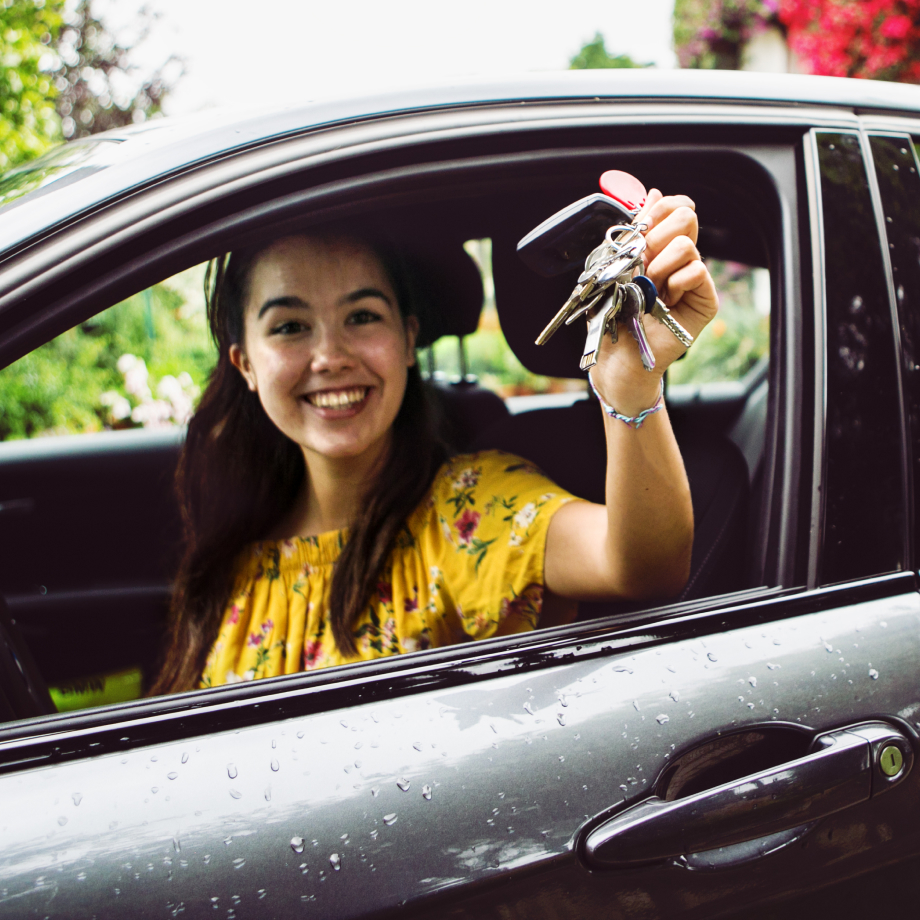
[517,170,693,372]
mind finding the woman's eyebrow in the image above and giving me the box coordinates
[258,295,306,319]
[345,287,393,306]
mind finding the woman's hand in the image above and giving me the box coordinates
[589,189,719,416]
[544,187,714,603]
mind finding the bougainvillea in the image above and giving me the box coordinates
[779,0,920,83]
[675,0,920,83]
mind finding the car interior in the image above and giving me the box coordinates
[0,143,781,719]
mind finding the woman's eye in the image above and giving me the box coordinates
[348,308,382,326]
[270,320,307,335]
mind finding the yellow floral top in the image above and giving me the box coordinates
[200,451,579,686]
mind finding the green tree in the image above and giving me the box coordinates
[52,0,182,139]
[0,0,64,171]
[569,32,650,70]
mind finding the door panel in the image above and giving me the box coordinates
[0,584,916,918]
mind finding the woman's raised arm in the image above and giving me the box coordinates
[543,190,719,601]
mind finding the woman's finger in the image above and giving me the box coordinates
[646,235,701,296]
[644,206,699,261]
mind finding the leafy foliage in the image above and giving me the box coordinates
[0,0,64,170]
[51,0,182,139]
[673,0,780,70]
[569,32,650,70]
[0,265,215,440]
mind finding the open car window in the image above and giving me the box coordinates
[0,144,782,720]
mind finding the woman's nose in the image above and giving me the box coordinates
[309,324,354,372]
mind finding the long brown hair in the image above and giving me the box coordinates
[151,233,448,695]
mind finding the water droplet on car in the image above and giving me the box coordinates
[76,871,86,881]
[57,816,67,826]
[291,837,305,854]
[329,853,341,871]
[181,752,189,764]
[229,789,242,799]
[669,690,680,702]
[396,778,410,792]
[383,813,397,826]
[297,730,305,739]
[656,714,670,725]
[523,702,534,715]
[371,786,379,797]
[167,772,178,781]
[619,784,628,792]
[270,760,279,772]
[422,784,432,800]
[173,836,181,853]
[227,765,238,779]
[707,653,718,662]
[413,742,423,752]
[223,836,232,846]
[232,858,245,870]
[151,787,159,794]
[556,713,566,726]
[258,889,267,899]
[71,792,83,806]
[869,668,879,680]
[748,677,757,688]
[633,700,640,711]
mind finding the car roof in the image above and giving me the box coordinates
[3,69,920,258]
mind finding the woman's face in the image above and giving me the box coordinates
[230,235,418,465]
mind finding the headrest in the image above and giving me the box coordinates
[404,243,484,348]
[492,228,587,379]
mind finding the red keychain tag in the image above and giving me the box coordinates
[599,170,647,212]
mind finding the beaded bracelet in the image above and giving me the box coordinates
[588,373,664,429]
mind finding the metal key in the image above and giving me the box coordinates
[648,296,694,349]
[620,283,656,371]
[535,225,647,346]
[580,287,624,371]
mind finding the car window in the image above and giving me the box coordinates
[0,162,779,718]
[814,132,907,584]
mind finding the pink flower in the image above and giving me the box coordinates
[880,14,911,41]
[404,595,418,613]
[376,582,393,604]
[261,618,274,634]
[455,509,481,546]
[247,631,263,648]
[227,608,240,626]
[303,639,323,670]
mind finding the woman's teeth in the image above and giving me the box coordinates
[307,387,367,408]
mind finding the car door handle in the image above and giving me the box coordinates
[584,721,913,868]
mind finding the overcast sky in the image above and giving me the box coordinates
[100,0,677,117]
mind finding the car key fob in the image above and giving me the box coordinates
[516,193,634,277]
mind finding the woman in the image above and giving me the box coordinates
[152,189,718,695]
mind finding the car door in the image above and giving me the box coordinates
[0,89,918,920]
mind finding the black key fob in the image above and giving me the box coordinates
[517,193,635,278]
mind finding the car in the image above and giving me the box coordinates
[0,67,919,919]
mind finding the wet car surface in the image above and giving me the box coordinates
[0,70,919,918]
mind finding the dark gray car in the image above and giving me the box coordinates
[0,69,919,919]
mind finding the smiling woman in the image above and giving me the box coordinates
[154,197,714,695]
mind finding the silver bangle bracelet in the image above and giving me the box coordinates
[588,373,664,429]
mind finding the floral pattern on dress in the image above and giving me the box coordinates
[199,451,577,688]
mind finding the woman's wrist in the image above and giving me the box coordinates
[588,372,664,429]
